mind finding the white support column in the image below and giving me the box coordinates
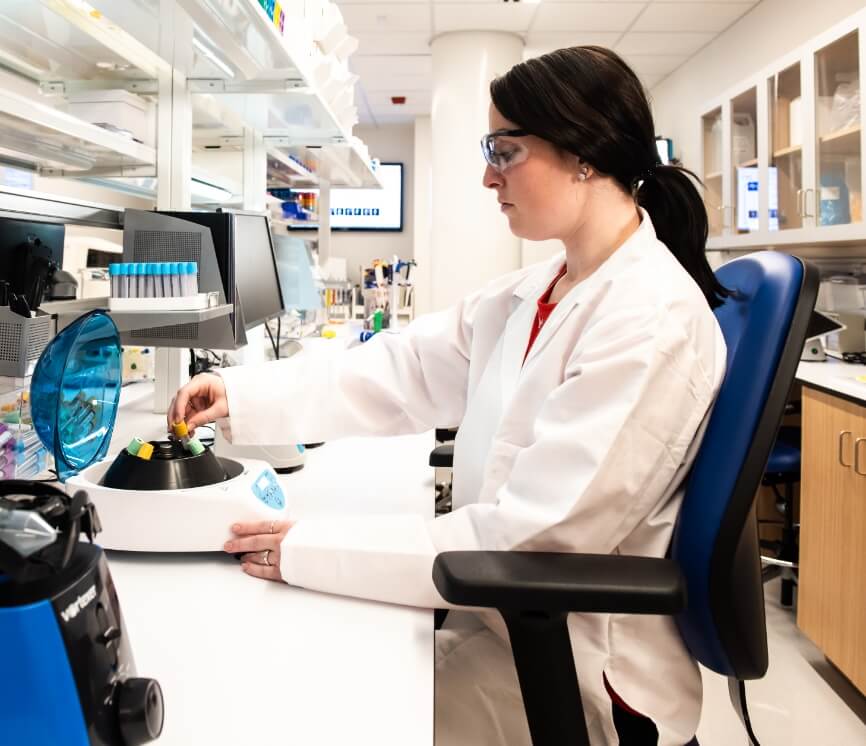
[153,0,194,413]
[430,32,523,311]
[317,177,331,265]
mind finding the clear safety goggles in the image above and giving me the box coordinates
[480,128,530,173]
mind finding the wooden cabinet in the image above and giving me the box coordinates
[798,387,866,693]
[701,7,866,250]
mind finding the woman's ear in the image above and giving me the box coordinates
[573,157,593,182]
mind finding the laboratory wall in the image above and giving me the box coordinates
[330,123,415,285]
[652,0,866,176]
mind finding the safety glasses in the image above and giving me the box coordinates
[480,128,530,173]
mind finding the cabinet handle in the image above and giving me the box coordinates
[856,438,866,476]
[796,188,804,217]
[803,188,815,219]
[839,430,853,467]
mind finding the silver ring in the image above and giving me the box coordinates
[262,549,271,566]
[269,520,276,534]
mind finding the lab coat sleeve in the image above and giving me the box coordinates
[278,303,722,609]
[215,293,480,446]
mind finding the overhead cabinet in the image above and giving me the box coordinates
[701,8,866,249]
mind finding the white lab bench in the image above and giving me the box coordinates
[796,356,866,404]
[104,383,435,746]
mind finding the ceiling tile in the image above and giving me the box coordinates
[641,73,665,89]
[352,55,432,78]
[355,32,431,56]
[434,4,537,34]
[340,3,431,33]
[524,32,621,59]
[620,53,690,76]
[350,55,432,92]
[632,2,754,33]
[530,2,646,33]
[616,31,715,56]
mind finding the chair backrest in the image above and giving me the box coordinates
[672,252,818,680]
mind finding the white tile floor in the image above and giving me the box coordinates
[696,579,866,745]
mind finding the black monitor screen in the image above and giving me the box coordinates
[232,214,283,328]
[0,218,65,309]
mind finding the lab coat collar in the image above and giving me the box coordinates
[504,208,659,383]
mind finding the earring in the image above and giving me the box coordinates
[577,170,588,182]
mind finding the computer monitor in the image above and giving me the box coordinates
[232,213,284,328]
[0,218,65,309]
[160,210,283,330]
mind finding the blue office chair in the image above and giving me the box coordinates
[432,252,819,746]
[760,426,802,607]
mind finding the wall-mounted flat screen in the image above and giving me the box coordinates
[285,162,403,232]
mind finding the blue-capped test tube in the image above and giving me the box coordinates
[128,263,138,298]
[166,263,175,297]
[118,264,128,298]
[186,262,199,296]
[146,263,158,298]
[109,264,119,297]
[154,263,164,298]
[160,263,171,297]
[168,263,180,297]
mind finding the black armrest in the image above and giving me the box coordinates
[435,427,459,442]
[429,443,454,468]
[432,551,686,615]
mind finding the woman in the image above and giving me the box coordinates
[170,46,727,746]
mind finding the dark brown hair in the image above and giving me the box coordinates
[490,46,730,309]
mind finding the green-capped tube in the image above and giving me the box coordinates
[187,438,205,456]
[127,437,144,456]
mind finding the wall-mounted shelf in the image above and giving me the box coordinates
[0,186,125,229]
[41,297,233,332]
[0,1,170,83]
[0,88,155,176]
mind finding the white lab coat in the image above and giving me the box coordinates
[217,209,726,745]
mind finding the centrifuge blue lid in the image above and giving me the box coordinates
[31,311,122,482]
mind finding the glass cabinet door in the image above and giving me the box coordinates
[731,87,759,234]
[813,30,861,227]
[769,63,804,231]
[702,107,724,237]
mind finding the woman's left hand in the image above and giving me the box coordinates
[224,520,294,582]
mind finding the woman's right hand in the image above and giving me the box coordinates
[168,373,229,434]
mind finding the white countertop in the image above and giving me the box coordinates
[106,383,435,746]
[796,356,866,404]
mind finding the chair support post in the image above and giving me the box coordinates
[502,610,591,746]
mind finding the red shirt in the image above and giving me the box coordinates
[524,264,568,362]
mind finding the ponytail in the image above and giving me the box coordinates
[636,165,731,309]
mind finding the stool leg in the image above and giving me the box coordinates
[779,480,797,608]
